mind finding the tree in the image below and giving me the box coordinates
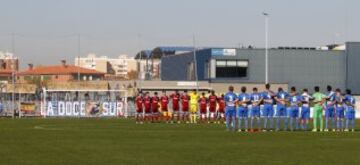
[24,76,49,88]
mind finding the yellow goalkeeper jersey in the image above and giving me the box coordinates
[189,92,199,104]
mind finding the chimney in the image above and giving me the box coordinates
[0,60,5,69]
[61,60,67,67]
[28,63,34,70]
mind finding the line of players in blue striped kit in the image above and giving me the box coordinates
[224,84,357,132]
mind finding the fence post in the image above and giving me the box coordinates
[125,91,128,118]
[42,88,47,118]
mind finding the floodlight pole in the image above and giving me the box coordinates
[124,91,128,118]
[137,34,143,91]
[193,34,199,93]
[43,88,47,118]
[77,34,81,82]
[263,12,269,84]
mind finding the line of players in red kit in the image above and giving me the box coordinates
[135,90,226,124]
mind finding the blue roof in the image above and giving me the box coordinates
[135,50,152,59]
[135,47,195,59]
[142,50,152,57]
[153,46,194,53]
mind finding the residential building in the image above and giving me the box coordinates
[75,54,111,74]
[0,51,19,82]
[75,54,136,79]
[17,60,105,83]
[109,55,137,78]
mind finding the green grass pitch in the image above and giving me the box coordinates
[0,118,359,165]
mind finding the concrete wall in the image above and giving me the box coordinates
[18,75,74,83]
[110,80,287,96]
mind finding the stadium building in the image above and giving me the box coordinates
[161,42,360,94]
[135,47,193,80]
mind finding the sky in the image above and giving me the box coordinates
[0,0,359,69]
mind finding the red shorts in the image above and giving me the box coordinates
[218,109,225,113]
[200,109,207,114]
[152,109,159,113]
[144,108,151,114]
[209,107,216,113]
[136,108,143,113]
[173,106,179,111]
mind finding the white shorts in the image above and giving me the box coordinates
[210,112,216,118]
[172,111,180,116]
[182,111,190,116]
[152,112,160,116]
[201,114,206,118]
[219,113,225,118]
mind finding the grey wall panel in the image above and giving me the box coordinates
[267,49,346,92]
[161,53,193,81]
[194,49,212,81]
[346,42,360,94]
[161,49,212,81]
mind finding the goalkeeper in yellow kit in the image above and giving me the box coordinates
[189,89,200,124]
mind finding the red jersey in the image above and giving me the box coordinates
[199,97,207,114]
[181,94,190,112]
[218,97,225,113]
[208,95,217,112]
[143,96,152,113]
[135,96,143,113]
[160,96,169,111]
[171,93,180,111]
[151,96,159,113]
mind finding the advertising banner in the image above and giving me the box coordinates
[44,101,125,117]
[20,102,36,113]
[211,48,236,56]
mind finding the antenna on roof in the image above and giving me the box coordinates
[77,34,81,82]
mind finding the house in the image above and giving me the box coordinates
[17,60,105,83]
[0,70,13,82]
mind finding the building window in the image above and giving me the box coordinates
[55,75,58,79]
[204,60,209,79]
[215,60,248,78]
[187,62,195,80]
[216,60,226,67]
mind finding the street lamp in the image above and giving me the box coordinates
[11,33,16,118]
[263,12,269,84]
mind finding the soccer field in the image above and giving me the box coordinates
[0,118,359,165]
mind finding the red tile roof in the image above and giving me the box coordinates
[0,70,13,76]
[17,65,105,76]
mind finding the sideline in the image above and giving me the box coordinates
[33,125,64,131]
